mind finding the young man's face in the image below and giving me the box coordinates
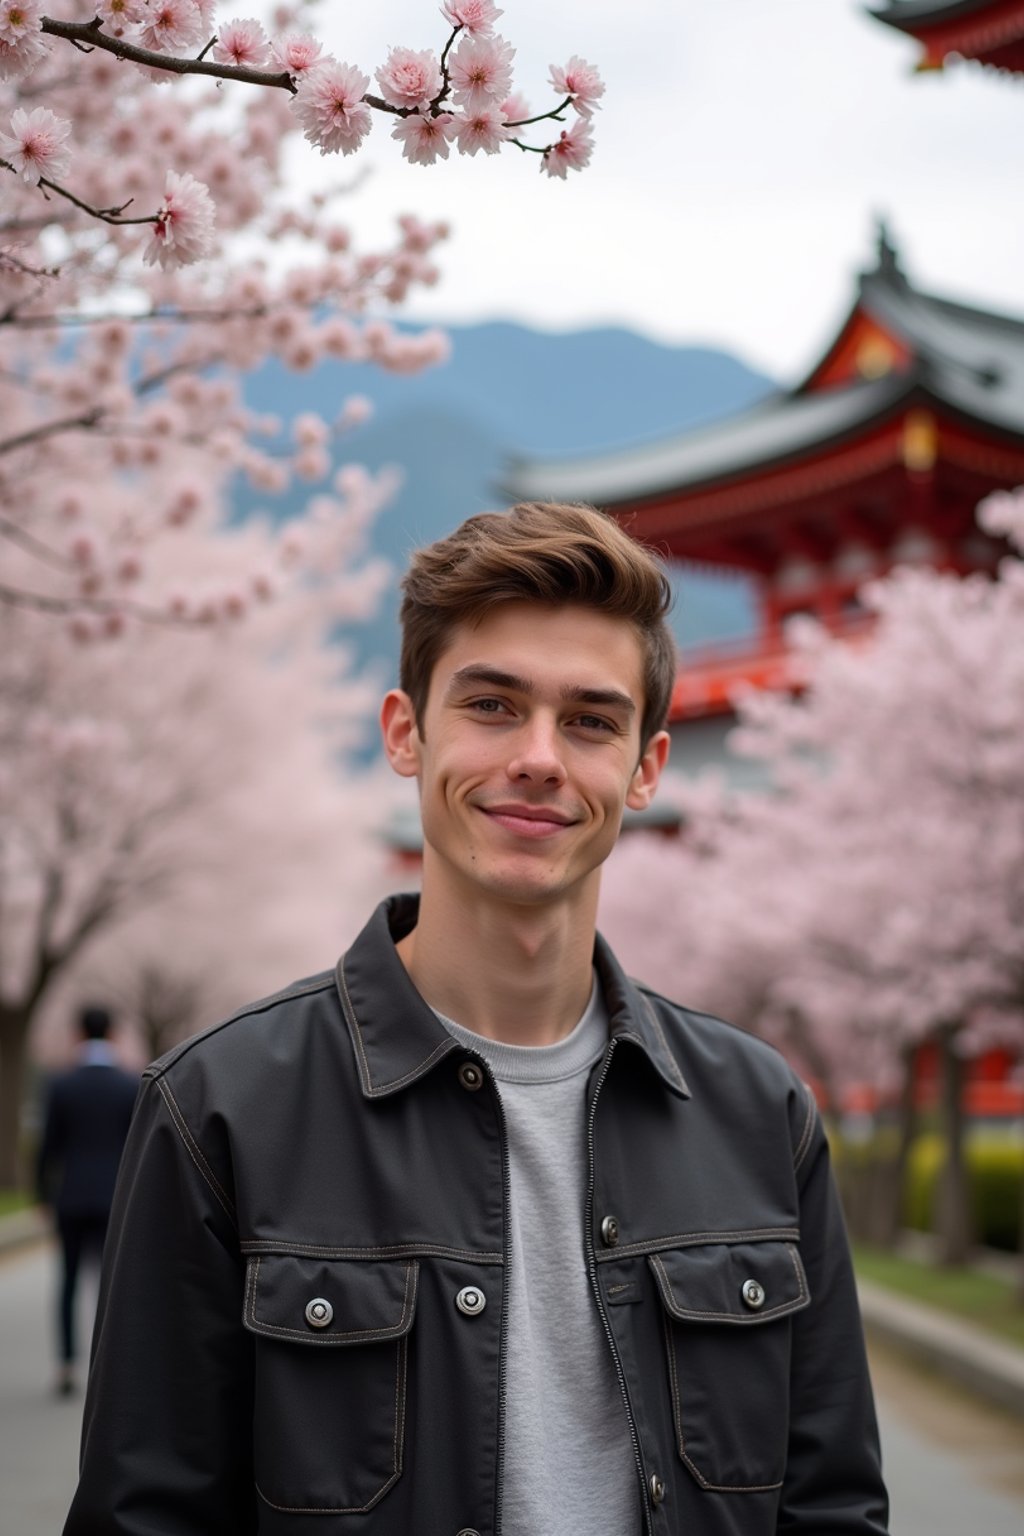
[382,602,669,912]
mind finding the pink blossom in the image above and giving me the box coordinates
[441,0,502,36]
[375,46,442,110]
[0,0,49,79]
[540,118,594,179]
[143,170,216,269]
[449,34,515,112]
[499,90,530,125]
[453,105,509,156]
[549,56,605,117]
[212,18,270,69]
[292,59,373,156]
[97,0,148,29]
[337,395,372,430]
[391,111,455,166]
[270,30,322,75]
[137,0,206,52]
[0,0,41,41]
[0,106,72,184]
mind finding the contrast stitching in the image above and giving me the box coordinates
[595,1226,800,1262]
[792,1082,817,1172]
[338,961,455,1096]
[239,1240,502,1264]
[253,1334,408,1515]
[661,1297,784,1493]
[154,1078,236,1226]
[785,1242,809,1305]
[246,1257,419,1342]
[146,976,334,1078]
[639,997,689,1093]
[649,1253,806,1324]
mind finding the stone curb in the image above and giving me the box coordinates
[858,1277,1024,1421]
[0,1207,50,1256]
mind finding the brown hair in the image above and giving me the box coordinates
[399,501,675,748]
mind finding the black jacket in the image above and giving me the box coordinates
[67,895,887,1536]
[37,1052,139,1218]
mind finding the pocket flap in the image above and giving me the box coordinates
[649,1241,809,1325]
[243,1254,419,1345]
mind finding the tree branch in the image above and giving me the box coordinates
[41,16,298,93]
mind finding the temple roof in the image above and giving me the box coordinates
[505,230,1024,510]
[870,0,1013,24]
[868,0,1024,70]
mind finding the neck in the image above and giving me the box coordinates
[397,866,599,1047]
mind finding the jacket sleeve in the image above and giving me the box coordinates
[64,1070,256,1535]
[778,1088,889,1535]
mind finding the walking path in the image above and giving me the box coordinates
[2,1239,1022,1534]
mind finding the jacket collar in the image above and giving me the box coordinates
[337,894,690,1101]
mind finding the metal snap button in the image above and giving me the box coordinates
[455,1529,482,1535]
[304,1297,333,1329]
[600,1214,620,1248]
[649,1472,666,1506]
[741,1278,766,1310]
[455,1286,486,1317]
[457,1060,484,1091]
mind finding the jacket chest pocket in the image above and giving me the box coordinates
[650,1240,810,1494]
[243,1254,418,1515]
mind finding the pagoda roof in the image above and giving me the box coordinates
[871,0,1014,25]
[505,230,1024,510]
[868,0,1024,70]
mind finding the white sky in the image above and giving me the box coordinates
[290,0,1022,383]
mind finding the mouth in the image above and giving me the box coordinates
[478,803,579,839]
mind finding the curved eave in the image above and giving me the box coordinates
[502,374,915,511]
[869,0,1009,34]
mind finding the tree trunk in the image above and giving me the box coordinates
[0,1003,31,1190]
[935,1024,972,1266]
[875,1042,918,1249]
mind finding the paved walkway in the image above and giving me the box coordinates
[1,1242,1022,1533]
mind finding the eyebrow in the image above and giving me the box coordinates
[446,665,636,716]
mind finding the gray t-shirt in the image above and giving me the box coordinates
[436,982,639,1534]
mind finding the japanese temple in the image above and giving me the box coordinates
[869,0,1024,73]
[505,228,1024,767]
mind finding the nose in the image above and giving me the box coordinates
[506,713,566,787]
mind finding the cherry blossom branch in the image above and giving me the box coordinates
[0,512,73,570]
[32,172,156,229]
[0,581,196,626]
[0,407,103,458]
[40,17,297,93]
[505,96,573,128]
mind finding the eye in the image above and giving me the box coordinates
[572,713,617,734]
[468,696,512,717]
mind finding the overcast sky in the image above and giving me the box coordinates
[297,0,1022,383]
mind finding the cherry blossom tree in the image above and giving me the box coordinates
[601,489,1024,1264]
[0,1,603,1184]
[1,1,603,629]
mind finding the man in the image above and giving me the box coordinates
[66,503,888,1534]
[37,1004,139,1396]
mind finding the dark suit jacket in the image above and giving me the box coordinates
[37,1052,140,1218]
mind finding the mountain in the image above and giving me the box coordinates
[238,319,776,680]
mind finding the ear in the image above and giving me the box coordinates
[380,689,422,780]
[625,729,670,812]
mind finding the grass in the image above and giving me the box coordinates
[0,1189,32,1218]
[854,1243,1024,1349]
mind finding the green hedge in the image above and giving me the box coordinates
[904,1135,1023,1252]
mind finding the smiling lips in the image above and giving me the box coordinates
[479,803,579,839]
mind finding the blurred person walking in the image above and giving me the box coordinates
[36,1005,139,1396]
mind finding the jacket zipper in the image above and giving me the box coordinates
[490,1066,512,1536]
[586,1040,654,1536]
